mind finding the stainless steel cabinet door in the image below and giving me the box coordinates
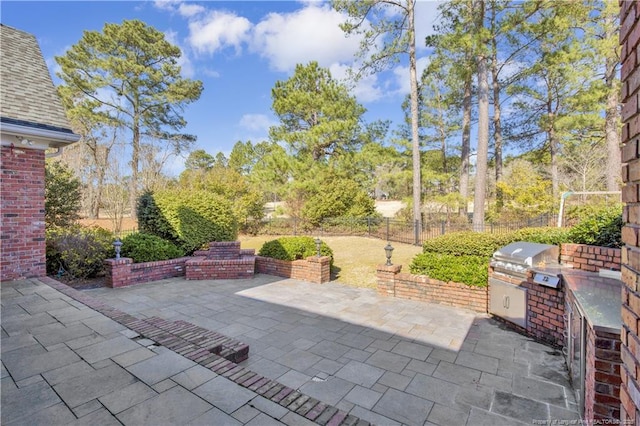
[489,278,527,328]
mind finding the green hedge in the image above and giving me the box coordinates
[416,227,573,288]
[413,219,620,287]
[137,190,238,254]
[409,253,488,287]
[258,236,333,265]
[120,233,184,263]
[567,206,622,248]
[422,231,513,257]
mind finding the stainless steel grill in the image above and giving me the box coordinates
[491,242,560,276]
[489,242,560,328]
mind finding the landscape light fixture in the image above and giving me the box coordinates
[385,242,394,266]
[113,238,122,259]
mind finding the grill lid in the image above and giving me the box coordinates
[492,241,559,268]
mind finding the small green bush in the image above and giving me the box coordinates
[258,236,333,265]
[410,253,488,287]
[120,233,184,263]
[46,225,114,279]
[567,206,623,248]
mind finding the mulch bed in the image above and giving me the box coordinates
[50,275,107,290]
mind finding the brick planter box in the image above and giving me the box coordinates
[376,264,488,313]
[255,256,331,284]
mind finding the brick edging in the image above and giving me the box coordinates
[39,277,369,426]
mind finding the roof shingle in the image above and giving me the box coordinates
[0,24,74,132]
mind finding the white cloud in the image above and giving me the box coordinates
[178,3,204,17]
[391,56,431,96]
[250,4,362,72]
[154,0,204,18]
[239,113,277,133]
[329,63,383,103]
[188,10,252,55]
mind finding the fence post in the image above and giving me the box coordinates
[386,217,390,241]
[440,221,445,236]
[367,217,371,236]
[294,218,297,236]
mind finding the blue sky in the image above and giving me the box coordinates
[2,0,442,173]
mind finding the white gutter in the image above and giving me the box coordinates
[0,121,80,148]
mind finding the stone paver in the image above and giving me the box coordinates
[1,276,581,425]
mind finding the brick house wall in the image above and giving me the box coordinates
[620,1,640,423]
[1,146,46,280]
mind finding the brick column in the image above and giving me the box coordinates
[305,256,331,284]
[104,258,133,288]
[376,264,402,297]
[620,2,640,423]
[1,147,46,280]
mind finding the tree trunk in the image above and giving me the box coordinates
[490,4,503,212]
[408,1,422,234]
[130,117,140,219]
[473,0,489,232]
[604,39,621,191]
[459,72,472,217]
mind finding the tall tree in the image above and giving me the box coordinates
[56,19,203,215]
[506,1,592,199]
[429,0,476,218]
[185,149,215,171]
[592,1,621,191]
[333,0,423,234]
[270,62,366,161]
[473,0,490,232]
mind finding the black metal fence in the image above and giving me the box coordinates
[256,213,555,246]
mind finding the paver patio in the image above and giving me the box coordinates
[1,275,580,425]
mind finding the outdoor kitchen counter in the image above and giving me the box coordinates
[562,269,621,334]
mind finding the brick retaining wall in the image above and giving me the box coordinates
[255,256,331,284]
[376,264,488,313]
[104,243,331,286]
[104,257,188,288]
[185,257,255,280]
[561,243,621,272]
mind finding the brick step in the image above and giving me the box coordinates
[145,317,249,363]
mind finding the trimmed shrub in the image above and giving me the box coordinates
[415,226,571,287]
[120,233,184,263]
[410,253,488,287]
[422,231,513,257]
[137,189,238,254]
[46,225,114,279]
[567,206,622,248]
[510,227,571,246]
[259,236,333,265]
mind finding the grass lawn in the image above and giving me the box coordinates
[239,235,423,288]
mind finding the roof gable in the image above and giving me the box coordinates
[0,24,74,133]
